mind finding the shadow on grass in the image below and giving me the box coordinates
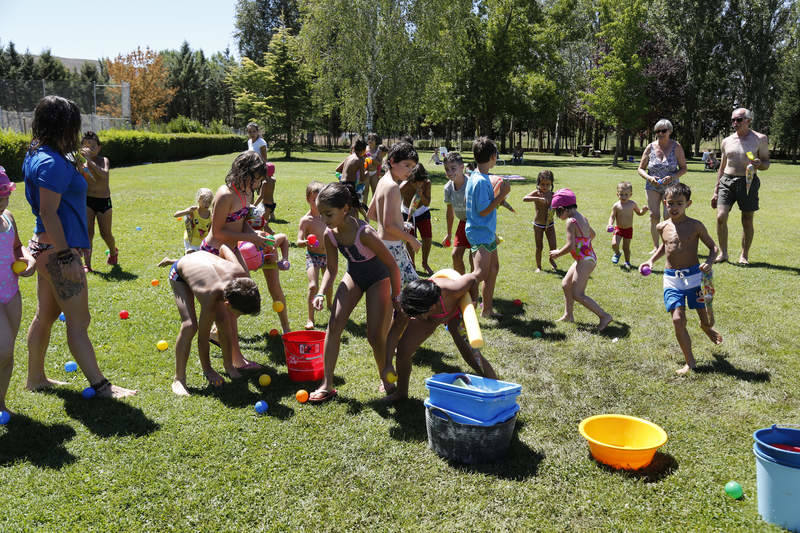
[457,431,545,481]
[491,301,566,341]
[238,332,285,365]
[0,414,77,469]
[576,320,631,340]
[590,450,679,483]
[343,319,367,340]
[733,261,800,275]
[188,370,299,420]
[415,347,462,375]
[93,265,139,282]
[370,397,428,442]
[46,389,160,438]
[694,353,770,383]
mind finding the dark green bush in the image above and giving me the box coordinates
[0,130,32,181]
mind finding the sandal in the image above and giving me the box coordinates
[203,371,224,388]
[308,389,338,404]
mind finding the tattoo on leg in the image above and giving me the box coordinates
[46,255,84,300]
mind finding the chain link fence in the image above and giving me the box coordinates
[0,79,131,133]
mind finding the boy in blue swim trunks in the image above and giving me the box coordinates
[640,183,723,375]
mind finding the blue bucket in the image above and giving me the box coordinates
[754,425,800,468]
[753,443,800,532]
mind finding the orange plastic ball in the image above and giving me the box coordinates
[296,389,309,403]
[269,328,280,337]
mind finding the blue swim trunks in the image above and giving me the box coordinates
[169,260,184,283]
[663,264,705,311]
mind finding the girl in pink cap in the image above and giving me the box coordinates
[549,188,612,331]
[0,166,36,418]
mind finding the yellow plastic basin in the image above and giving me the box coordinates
[579,414,668,470]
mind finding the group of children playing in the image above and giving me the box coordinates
[0,132,726,416]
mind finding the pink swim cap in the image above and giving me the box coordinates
[551,188,577,209]
[266,162,275,177]
[0,166,16,197]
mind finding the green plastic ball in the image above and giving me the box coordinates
[724,481,743,499]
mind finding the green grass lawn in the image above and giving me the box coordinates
[1,151,798,531]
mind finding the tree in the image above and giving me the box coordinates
[33,49,70,80]
[103,47,175,125]
[234,0,301,65]
[163,41,204,120]
[228,27,312,157]
[584,0,652,165]
[773,14,800,162]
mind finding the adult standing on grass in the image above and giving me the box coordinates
[711,108,769,265]
[80,131,117,272]
[23,96,136,398]
[247,123,268,164]
[637,119,688,254]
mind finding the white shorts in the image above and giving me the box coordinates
[383,239,419,285]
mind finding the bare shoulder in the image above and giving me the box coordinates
[689,217,708,232]
[656,219,670,232]
[754,130,769,144]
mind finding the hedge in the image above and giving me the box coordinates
[0,129,248,181]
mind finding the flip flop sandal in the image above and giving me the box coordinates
[308,389,338,404]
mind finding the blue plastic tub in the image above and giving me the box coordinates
[425,373,521,421]
[424,399,519,427]
[754,425,800,468]
[754,443,800,532]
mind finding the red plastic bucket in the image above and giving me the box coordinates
[282,331,325,382]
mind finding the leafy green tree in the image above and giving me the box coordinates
[584,0,652,165]
[228,27,312,157]
[33,49,70,80]
[773,14,800,162]
[234,0,301,66]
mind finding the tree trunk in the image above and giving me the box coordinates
[613,125,621,166]
[553,113,561,155]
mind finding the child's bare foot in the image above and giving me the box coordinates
[549,259,558,270]
[714,253,728,263]
[25,377,68,391]
[93,380,138,398]
[598,313,613,331]
[738,254,749,265]
[557,314,574,323]
[535,267,542,273]
[203,370,225,388]
[378,380,397,395]
[422,263,434,276]
[157,256,174,267]
[676,364,695,375]
[380,390,408,403]
[701,325,723,345]
[172,379,191,396]
[305,320,315,330]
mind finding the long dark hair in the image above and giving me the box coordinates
[31,96,81,156]
[317,182,360,210]
[400,279,441,317]
[226,151,265,191]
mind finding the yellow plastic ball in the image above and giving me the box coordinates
[272,301,285,313]
[258,374,271,387]
[156,340,169,351]
[11,261,26,274]
[386,372,398,384]
[296,389,309,403]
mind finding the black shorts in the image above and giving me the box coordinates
[87,196,113,214]
[718,174,759,212]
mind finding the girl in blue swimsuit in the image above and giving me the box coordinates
[308,183,402,404]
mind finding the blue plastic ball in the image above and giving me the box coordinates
[59,312,66,322]
[82,387,96,399]
[254,400,268,414]
[0,411,10,425]
[136,226,142,231]
[64,361,78,372]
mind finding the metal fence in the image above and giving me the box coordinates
[0,79,130,133]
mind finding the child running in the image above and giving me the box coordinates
[549,188,612,331]
[640,183,722,375]
[297,180,332,330]
[523,170,558,272]
[80,131,117,272]
[384,274,497,402]
[0,167,36,416]
[465,137,510,319]
[400,163,433,275]
[442,152,472,274]
[169,249,261,394]
[607,181,648,269]
[309,183,402,403]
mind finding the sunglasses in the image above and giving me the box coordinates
[0,182,16,196]
[655,129,669,134]
[732,117,746,123]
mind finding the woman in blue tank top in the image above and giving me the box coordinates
[637,118,687,253]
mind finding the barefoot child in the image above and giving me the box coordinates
[607,181,648,269]
[169,250,261,395]
[640,183,722,375]
[0,167,36,417]
[549,189,613,331]
[337,137,368,217]
[442,152,472,274]
[309,183,402,403]
[401,163,434,275]
[385,274,497,402]
[466,137,510,318]
[80,132,117,271]
[175,188,213,253]
[297,181,332,329]
[523,170,558,272]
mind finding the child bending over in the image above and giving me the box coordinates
[549,189,612,331]
[640,183,722,375]
[523,169,558,272]
[607,181,648,269]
